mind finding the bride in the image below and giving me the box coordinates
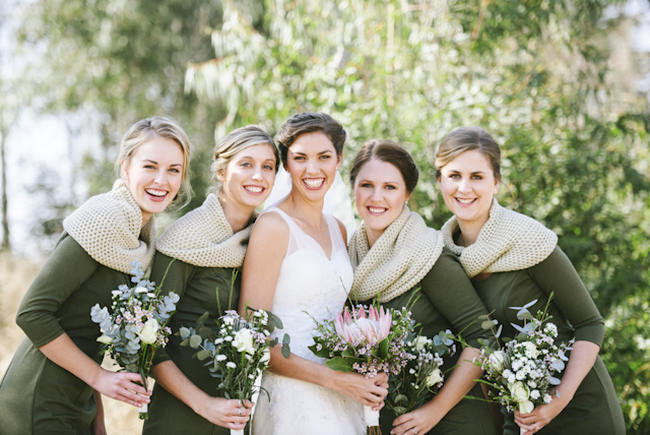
[239,112,388,435]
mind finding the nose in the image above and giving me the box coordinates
[154,169,169,185]
[458,177,472,193]
[370,187,382,201]
[251,165,263,180]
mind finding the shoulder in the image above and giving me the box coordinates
[334,217,348,242]
[249,210,290,245]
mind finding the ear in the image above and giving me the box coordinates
[120,160,129,181]
[216,167,226,183]
[493,178,500,193]
[336,154,342,170]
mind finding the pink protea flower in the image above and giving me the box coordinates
[335,305,392,347]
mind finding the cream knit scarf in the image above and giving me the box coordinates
[155,193,249,268]
[441,200,557,278]
[349,206,444,303]
[62,179,155,275]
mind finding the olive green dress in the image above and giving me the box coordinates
[378,250,497,435]
[142,252,239,435]
[469,246,625,435]
[0,235,131,435]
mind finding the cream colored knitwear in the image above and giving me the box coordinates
[155,193,249,268]
[349,206,444,303]
[441,199,557,278]
[62,179,155,275]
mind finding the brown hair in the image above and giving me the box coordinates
[350,139,419,193]
[435,126,501,181]
[276,112,346,166]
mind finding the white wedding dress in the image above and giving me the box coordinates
[251,207,365,435]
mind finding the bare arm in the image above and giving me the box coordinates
[239,213,387,407]
[39,333,149,408]
[391,347,483,434]
[151,360,251,429]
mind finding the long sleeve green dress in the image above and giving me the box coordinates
[378,250,497,435]
[469,246,625,435]
[0,235,131,434]
[141,252,239,435]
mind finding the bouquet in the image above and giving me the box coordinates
[475,297,574,434]
[179,308,288,435]
[309,304,414,434]
[385,330,456,417]
[90,261,179,419]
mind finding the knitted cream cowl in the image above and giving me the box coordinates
[349,206,444,303]
[155,193,250,268]
[62,179,155,274]
[441,200,557,278]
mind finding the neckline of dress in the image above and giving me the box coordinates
[271,207,335,261]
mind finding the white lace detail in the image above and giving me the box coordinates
[252,208,364,435]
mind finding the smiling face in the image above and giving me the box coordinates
[218,143,277,212]
[354,158,410,246]
[285,130,341,202]
[437,149,499,231]
[121,135,185,224]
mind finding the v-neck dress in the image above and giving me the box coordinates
[251,208,365,435]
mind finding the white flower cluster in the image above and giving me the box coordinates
[478,303,574,415]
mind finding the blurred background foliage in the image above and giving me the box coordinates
[1,0,648,432]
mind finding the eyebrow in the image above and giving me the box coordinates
[290,149,334,156]
[143,159,183,167]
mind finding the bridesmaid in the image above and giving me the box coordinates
[435,126,625,435]
[0,116,191,434]
[142,125,279,434]
[348,139,496,435]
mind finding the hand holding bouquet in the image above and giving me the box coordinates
[386,330,456,417]
[309,304,414,434]
[179,308,288,435]
[475,296,574,433]
[90,261,179,419]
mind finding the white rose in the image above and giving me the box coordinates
[508,381,529,403]
[232,328,255,354]
[488,350,507,372]
[425,368,443,387]
[413,336,429,352]
[519,400,534,414]
[96,334,113,344]
[138,319,160,344]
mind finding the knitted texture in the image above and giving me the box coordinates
[349,206,444,303]
[62,179,155,274]
[441,200,557,278]
[156,193,249,268]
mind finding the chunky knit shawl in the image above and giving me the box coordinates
[441,200,557,278]
[62,179,155,274]
[349,206,444,303]
[156,193,250,268]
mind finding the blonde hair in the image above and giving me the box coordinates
[210,125,279,191]
[117,116,193,206]
[435,126,501,181]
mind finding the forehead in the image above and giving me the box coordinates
[131,136,184,162]
[444,149,493,171]
[231,143,277,160]
[289,131,334,153]
[357,158,404,183]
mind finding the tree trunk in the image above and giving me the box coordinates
[0,128,9,251]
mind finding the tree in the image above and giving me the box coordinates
[185,1,649,430]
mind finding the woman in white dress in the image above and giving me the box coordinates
[239,112,388,435]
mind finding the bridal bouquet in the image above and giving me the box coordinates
[90,261,179,419]
[309,304,414,434]
[179,308,288,435]
[475,297,574,433]
[385,330,456,417]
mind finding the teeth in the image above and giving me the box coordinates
[304,178,324,188]
[368,207,386,214]
[456,198,475,204]
[244,186,263,193]
[146,189,167,197]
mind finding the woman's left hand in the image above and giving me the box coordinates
[390,407,438,435]
[514,394,568,434]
